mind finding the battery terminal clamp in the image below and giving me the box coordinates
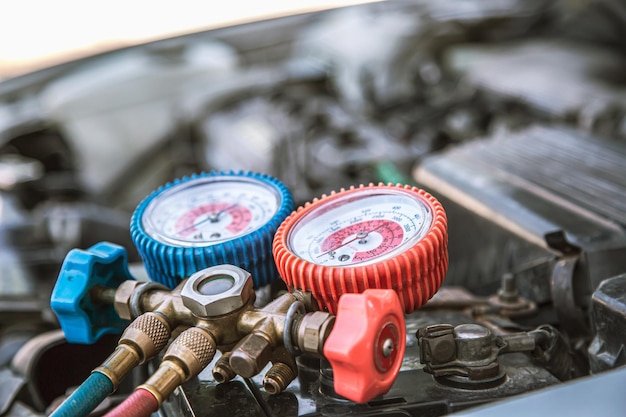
[418,323,573,389]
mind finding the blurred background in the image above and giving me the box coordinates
[0,0,372,80]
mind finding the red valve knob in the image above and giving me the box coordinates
[273,184,448,314]
[323,289,406,403]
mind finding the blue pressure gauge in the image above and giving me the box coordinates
[130,171,294,288]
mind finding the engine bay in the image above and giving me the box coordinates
[1,1,626,416]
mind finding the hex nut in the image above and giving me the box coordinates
[229,332,273,378]
[114,280,144,320]
[296,312,335,356]
[181,265,254,318]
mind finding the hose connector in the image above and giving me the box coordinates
[139,327,217,405]
[95,312,171,388]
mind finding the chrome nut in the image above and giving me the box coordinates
[114,280,144,320]
[181,265,254,318]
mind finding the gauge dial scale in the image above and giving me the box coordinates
[131,171,294,289]
[273,184,448,314]
[288,190,433,266]
[142,179,278,247]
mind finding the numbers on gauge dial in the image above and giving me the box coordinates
[143,179,278,246]
[289,192,433,266]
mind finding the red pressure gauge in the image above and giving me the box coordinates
[273,183,448,314]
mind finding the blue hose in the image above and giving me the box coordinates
[50,372,113,417]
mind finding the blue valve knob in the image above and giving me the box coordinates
[130,171,294,289]
[50,242,135,344]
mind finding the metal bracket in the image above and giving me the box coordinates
[545,230,589,338]
[549,256,590,338]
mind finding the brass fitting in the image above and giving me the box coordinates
[212,352,236,383]
[94,344,140,389]
[113,280,143,320]
[262,347,298,395]
[226,290,337,382]
[228,291,301,378]
[110,278,194,326]
[263,362,297,395]
[229,332,274,378]
[94,312,171,388]
[139,326,217,405]
[119,312,171,362]
[294,312,335,357]
[100,265,341,397]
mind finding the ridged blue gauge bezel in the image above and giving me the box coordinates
[130,171,294,289]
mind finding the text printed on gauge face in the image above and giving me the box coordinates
[143,178,279,247]
[288,190,433,266]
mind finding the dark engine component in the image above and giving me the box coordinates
[415,125,626,337]
[588,274,626,372]
[164,310,560,417]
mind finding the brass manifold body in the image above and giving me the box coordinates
[92,264,335,405]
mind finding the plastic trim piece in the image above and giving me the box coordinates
[50,242,134,344]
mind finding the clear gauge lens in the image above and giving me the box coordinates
[142,177,280,247]
[287,189,433,266]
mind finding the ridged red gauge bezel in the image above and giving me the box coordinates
[272,183,448,314]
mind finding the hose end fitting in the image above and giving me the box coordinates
[140,327,217,404]
[120,312,171,363]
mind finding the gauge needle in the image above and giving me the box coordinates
[317,224,384,258]
[208,202,238,222]
[176,203,238,236]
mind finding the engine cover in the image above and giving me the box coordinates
[414,125,626,335]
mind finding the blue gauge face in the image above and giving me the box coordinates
[142,176,281,248]
[131,171,295,289]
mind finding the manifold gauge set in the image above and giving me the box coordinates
[49,171,448,417]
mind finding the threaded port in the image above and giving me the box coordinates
[263,379,280,395]
[212,353,235,384]
[262,362,296,395]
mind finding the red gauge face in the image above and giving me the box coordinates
[287,188,433,267]
[319,219,405,264]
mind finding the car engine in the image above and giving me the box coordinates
[1,1,625,416]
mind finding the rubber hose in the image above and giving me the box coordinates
[49,372,113,417]
[103,388,159,417]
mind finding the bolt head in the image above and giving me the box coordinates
[114,280,143,320]
[297,312,335,355]
[181,265,254,317]
[229,333,273,377]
